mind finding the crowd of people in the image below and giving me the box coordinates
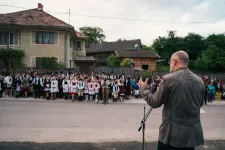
[203,76,225,104]
[0,69,224,105]
[0,69,161,105]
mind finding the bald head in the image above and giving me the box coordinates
[172,50,189,65]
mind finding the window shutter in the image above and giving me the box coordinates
[14,32,19,45]
[54,32,58,44]
[32,31,36,44]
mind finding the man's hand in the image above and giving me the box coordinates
[144,77,149,85]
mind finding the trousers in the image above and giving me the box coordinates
[157,141,194,150]
[216,92,222,101]
[102,88,109,104]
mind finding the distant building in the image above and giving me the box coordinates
[115,50,160,71]
[86,39,142,65]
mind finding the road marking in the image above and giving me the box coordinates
[200,108,206,113]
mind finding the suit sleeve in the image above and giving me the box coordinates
[140,78,169,108]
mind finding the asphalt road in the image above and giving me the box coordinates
[0,99,225,150]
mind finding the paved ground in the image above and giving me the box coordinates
[0,98,225,150]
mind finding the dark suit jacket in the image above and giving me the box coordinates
[140,67,204,148]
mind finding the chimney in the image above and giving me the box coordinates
[37,3,43,11]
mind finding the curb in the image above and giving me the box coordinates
[0,97,147,104]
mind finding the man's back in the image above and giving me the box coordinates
[160,68,205,147]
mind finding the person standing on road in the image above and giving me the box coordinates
[32,73,43,99]
[0,75,4,98]
[101,76,110,105]
[50,75,58,100]
[140,50,204,150]
[207,82,215,103]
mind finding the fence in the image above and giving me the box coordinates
[90,66,133,76]
[0,67,77,74]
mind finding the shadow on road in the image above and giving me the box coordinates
[0,140,224,150]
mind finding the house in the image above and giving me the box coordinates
[0,3,95,70]
[86,39,142,65]
[115,50,160,71]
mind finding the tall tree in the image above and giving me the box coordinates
[205,33,225,50]
[79,27,106,43]
[152,34,186,62]
[195,45,225,71]
[184,33,205,60]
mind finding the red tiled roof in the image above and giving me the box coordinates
[0,8,72,28]
[75,31,87,38]
[115,50,160,58]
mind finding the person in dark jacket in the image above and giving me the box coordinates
[140,51,204,150]
[13,73,22,98]
[124,77,131,99]
[0,75,4,98]
[57,75,64,98]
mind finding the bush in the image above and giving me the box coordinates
[57,62,66,69]
[0,48,25,67]
[121,58,131,67]
[106,54,120,67]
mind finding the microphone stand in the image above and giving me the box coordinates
[138,105,153,150]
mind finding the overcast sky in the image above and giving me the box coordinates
[0,0,225,45]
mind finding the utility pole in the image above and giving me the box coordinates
[69,9,70,24]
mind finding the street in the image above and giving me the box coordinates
[0,98,225,150]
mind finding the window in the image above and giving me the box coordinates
[76,41,81,51]
[10,33,14,45]
[36,31,54,44]
[0,32,15,45]
[142,65,149,71]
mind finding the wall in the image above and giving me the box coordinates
[20,29,66,67]
[120,58,157,71]
[73,40,86,56]
[67,33,73,68]
[0,29,76,68]
[90,66,132,76]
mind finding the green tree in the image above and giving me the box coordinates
[184,33,205,60]
[106,54,120,67]
[152,33,186,62]
[142,44,158,53]
[205,33,225,50]
[195,45,225,71]
[79,27,106,43]
[121,58,131,67]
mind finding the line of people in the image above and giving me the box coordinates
[0,71,155,104]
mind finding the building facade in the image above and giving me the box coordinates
[115,50,160,71]
[0,3,94,69]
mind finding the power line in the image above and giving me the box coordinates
[69,13,216,24]
[0,3,218,24]
[0,4,27,9]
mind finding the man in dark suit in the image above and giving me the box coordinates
[140,51,204,150]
